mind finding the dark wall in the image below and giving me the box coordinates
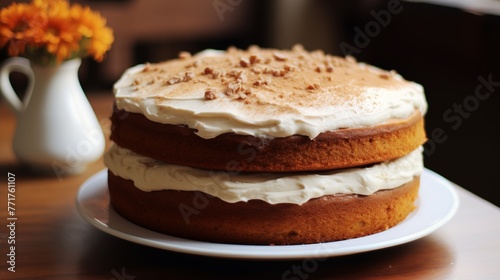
[336,1,500,206]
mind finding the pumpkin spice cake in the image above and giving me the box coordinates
[104,45,427,245]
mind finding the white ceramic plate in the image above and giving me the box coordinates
[76,168,459,260]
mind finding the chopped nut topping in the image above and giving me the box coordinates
[236,91,247,100]
[253,79,267,86]
[227,70,243,78]
[167,76,181,85]
[251,67,262,74]
[284,64,295,72]
[346,55,357,63]
[212,70,222,79]
[143,63,160,73]
[249,54,261,64]
[239,57,250,67]
[226,82,242,95]
[236,72,247,83]
[273,52,287,61]
[204,88,217,100]
[292,44,305,52]
[130,46,405,108]
[247,45,260,52]
[183,71,195,82]
[311,50,324,58]
[271,69,286,77]
[178,51,191,59]
[306,83,321,90]
[204,67,214,75]
[185,60,200,68]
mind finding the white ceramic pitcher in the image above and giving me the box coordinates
[0,57,105,176]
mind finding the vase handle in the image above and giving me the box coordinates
[0,57,34,115]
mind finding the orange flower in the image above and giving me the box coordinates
[0,2,45,57]
[40,2,80,63]
[70,4,113,61]
[0,0,113,65]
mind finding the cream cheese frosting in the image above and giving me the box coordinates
[113,45,428,139]
[104,145,424,205]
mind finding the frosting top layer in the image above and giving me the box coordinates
[114,45,427,139]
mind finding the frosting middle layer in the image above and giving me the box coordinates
[104,145,424,205]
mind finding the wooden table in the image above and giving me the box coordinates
[1,93,499,279]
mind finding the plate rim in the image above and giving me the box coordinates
[76,168,459,260]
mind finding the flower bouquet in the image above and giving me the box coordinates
[0,0,114,66]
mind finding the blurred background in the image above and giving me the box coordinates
[1,0,499,206]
